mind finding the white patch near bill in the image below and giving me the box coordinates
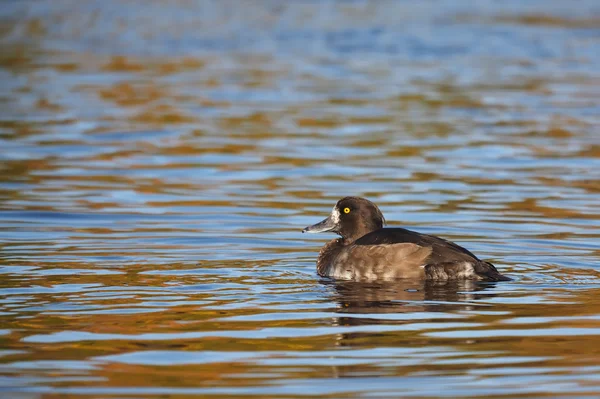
[330,206,340,224]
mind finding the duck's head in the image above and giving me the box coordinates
[302,196,386,242]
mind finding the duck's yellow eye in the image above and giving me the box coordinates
[343,207,351,214]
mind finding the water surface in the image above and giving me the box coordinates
[1,1,600,398]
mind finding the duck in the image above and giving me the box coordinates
[302,196,510,282]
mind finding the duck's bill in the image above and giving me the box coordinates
[302,216,336,233]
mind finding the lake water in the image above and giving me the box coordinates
[1,1,600,398]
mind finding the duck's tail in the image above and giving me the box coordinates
[475,261,512,281]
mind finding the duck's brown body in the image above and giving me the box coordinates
[304,197,510,282]
[317,238,429,280]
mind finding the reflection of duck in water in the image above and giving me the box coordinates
[324,279,497,355]
[327,279,495,315]
[303,197,510,281]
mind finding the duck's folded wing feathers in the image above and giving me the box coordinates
[354,227,481,263]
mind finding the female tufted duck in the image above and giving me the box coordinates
[302,197,510,281]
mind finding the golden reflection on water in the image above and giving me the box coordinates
[1,0,600,398]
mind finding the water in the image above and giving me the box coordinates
[1,1,600,397]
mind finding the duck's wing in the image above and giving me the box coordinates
[328,243,432,280]
[354,227,480,263]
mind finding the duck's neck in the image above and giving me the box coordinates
[316,238,344,276]
[339,223,379,245]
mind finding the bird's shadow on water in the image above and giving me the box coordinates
[321,278,499,317]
